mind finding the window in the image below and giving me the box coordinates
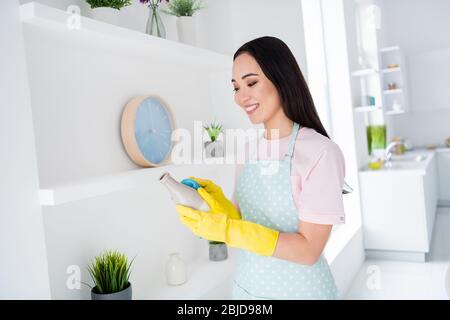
[301,0,363,236]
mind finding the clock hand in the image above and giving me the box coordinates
[149,105,154,131]
[152,131,168,138]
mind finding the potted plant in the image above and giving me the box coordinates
[86,0,132,25]
[203,120,224,158]
[161,0,205,46]
[208,240,228,262]
[87,249,134,300]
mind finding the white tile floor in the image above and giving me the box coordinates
[344,207,450,299]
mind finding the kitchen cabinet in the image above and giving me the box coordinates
[358,151,438,261]
[437,149,450,206]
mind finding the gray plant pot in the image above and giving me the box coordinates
[209,242,228,261]
[204,141,224,158]
[91,282,132,300]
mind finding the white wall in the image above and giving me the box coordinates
[209,0,309,133]
[330,228,365,298]
[20,0,90,14]
[0,0,51,299]
[229,0,308,73]
[380,0,450,147]
[23,24,228,187]
[21,6,236,298]
[321,0,366,293]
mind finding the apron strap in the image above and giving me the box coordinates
[284,122,300,159]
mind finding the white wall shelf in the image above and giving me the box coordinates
[380,46,400,53]
[39,158,229,206]
[382,67,401,73]
[380,46,409,116]
[39,166,170,206]
[384,89,403,95]
[351,68,379,77]
[385,109,405,115]
[20,2,232,72]
[354,105,383,112]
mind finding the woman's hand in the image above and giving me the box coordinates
[189,177,241,220]
[176,204,279,257]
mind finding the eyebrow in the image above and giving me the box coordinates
[231,73,259,83]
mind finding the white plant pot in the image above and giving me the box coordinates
[91,7,120,26]
[176,16,197,46]
[163,14,179,42]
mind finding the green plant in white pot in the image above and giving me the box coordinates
[86,0,132,25]
[203,120,224,158]
[161,0,205,46]
[87,250,134,300]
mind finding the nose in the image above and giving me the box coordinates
[235,88,251,108]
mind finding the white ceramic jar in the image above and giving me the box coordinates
[165,252,187,286]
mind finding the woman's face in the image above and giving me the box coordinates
[232,53,282,124]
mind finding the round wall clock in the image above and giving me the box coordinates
[121,95,175,167]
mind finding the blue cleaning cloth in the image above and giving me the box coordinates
[181,178,201,190]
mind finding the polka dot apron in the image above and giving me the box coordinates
[232,122,338,300]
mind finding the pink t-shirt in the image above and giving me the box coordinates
[232,126,346,225]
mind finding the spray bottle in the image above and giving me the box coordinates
[159,172,209,211]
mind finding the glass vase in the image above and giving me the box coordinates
[146,4,166,38]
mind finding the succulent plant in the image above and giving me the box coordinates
[203,121,223,142]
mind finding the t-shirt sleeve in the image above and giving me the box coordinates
[297,145,346,225]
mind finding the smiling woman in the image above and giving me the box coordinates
[175,36,347,300]
[231,37,330,140]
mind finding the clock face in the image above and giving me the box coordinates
[121,95,175,167]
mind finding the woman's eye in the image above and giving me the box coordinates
[233,81,257,92]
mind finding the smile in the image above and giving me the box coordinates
[245,103,259,115]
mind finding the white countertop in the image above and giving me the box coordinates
[435,147,450,153]
[360,149,437,175]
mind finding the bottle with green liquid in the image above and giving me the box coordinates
[366,125,386,156]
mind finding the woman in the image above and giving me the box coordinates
[175,36,346,300]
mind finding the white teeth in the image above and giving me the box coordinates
[245,104,259,112]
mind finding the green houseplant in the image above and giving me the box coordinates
[86,0,132,25]
[87,250,134,300]
[161,0,204,17]
[203,120,224,158]
[203,121,223,142]
[86,0,132,10]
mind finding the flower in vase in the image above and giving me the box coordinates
[140,0,169,38]
[140,0,167,7]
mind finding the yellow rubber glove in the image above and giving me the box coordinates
[176,205,279,257]
[188,177,241,220]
